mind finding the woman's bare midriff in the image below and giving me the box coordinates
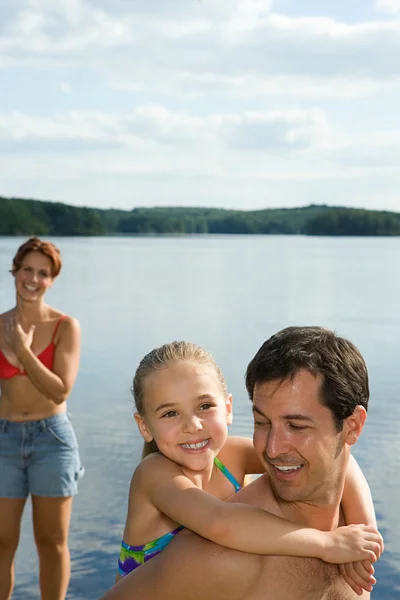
[0,377,66,421]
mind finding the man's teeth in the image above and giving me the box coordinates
[181,440,208,449]
[275,465,302,472]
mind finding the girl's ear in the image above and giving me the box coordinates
[134,412,153,443]
[226,393,233,425]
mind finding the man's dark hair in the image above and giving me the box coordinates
[245,326,369,431]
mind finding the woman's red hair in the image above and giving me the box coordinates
[12,237,62,278]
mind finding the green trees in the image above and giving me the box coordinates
[304,208,400,236]
[1,196,399,236]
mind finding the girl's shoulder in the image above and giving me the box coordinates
[132,452,185,486]
[219,435,254,459]
[218,436,264,477]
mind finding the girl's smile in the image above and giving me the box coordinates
[135,361,232,473]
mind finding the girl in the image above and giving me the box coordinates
[116,341,381,593]
[0,237,83,600]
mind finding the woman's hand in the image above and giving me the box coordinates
[4,316,35,357]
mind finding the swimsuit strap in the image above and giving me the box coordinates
[51,315,67,341]
[214,456,242,492]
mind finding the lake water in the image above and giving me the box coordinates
[0,235,399,599]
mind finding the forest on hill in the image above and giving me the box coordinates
[1,196,399,236]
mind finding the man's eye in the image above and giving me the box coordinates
[289,424,308,431]
[254,420,268,427]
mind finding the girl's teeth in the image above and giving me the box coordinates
[181,440,208,449]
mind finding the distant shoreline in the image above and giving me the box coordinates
[1,196,400,237]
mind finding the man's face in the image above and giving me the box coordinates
[252,369,351,505]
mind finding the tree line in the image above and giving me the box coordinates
[1,196,399,236]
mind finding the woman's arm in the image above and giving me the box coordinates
[342,454,377,527]
[138,455,382,564]
[10,317,81,404]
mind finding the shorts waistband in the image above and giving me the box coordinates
[0,411,70,433]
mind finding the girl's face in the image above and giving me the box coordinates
[14,251,54,302]
[135,361,232,473]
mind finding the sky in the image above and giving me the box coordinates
[1,0,400,213]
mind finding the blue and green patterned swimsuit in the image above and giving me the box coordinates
[117,456,242,576]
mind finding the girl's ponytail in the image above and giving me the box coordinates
[141,440,159,459]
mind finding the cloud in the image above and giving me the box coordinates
[1,1,400,212]
[59,81,71,93]
[1,1,400,98]
[375,0,400,15]
[222,109,332,152]
[0,105,333,155]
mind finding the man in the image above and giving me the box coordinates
[100,326,382,600]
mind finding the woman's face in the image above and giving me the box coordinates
[14,251,54,302]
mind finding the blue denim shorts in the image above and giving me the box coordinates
[0,412,84,498]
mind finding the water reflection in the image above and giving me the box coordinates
[1,235,398,599]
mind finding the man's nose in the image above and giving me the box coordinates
[182,414,203,433]
[265,426,290,459]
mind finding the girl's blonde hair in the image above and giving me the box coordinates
[132,341,227,459]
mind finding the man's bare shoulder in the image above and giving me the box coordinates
[102,528,263,600]
[161,529,263,598]
[229,473,277,509]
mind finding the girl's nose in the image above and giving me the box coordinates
[183,415,203,433]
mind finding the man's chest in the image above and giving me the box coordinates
[246,556,369,600]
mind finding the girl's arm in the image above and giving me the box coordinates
[10,317,81,404]
[338,454,381,595]
[342,454,377,527]
[138,454,382,564]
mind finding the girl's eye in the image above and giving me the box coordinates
[161,410,178,418]
[39,271,50,278]
[199,403,213,411]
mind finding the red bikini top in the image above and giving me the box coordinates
[0,316,67,380]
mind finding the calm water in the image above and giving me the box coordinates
[0,235,399,599]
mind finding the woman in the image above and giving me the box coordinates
[0,237,83,600]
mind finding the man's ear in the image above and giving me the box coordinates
[226,393,233,425]
[344,406,367,446]
[134,412,153,443]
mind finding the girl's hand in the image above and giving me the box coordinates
[322,524,383,564]
[5,317,35,357]
[339,560,376,596]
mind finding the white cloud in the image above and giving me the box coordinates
[222,109,333,151]
[1,1,400,212]
[375,0,400,15]
[59,81,71,93]
[0,106,331,152]
[2,2,400,90]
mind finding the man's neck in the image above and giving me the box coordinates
[271,477,346,532]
